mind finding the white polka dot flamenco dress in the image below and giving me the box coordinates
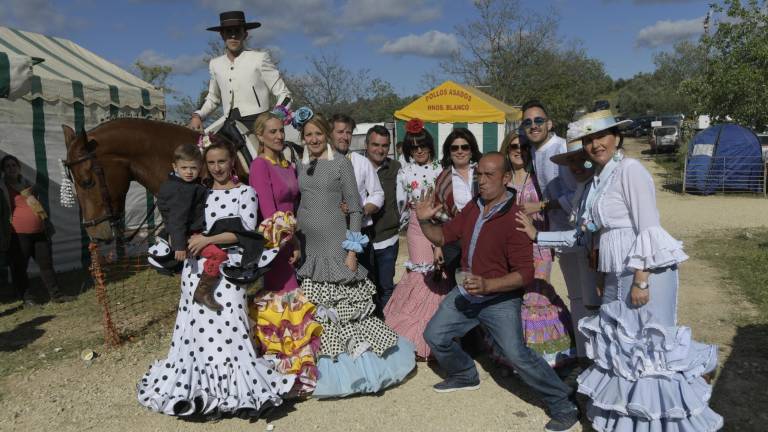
[137,185,294,418]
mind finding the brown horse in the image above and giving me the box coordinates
[62,118,202,242]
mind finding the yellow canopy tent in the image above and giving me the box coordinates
[394,80,521,157]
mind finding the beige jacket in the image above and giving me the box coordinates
[194,50,291,120]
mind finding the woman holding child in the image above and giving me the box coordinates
[138,137,294,419]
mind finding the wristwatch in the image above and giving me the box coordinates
[632,281,649,290]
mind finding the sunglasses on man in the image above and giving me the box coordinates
[450,144,471,152]
[521,117,548,130]
[221,27,245,39]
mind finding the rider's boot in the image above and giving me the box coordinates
[193,273,223,312]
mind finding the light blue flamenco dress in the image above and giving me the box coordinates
[576,225,723,431]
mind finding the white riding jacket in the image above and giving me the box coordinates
[195,50,291,120]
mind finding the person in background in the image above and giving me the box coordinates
[363,125,402,314]
[0,155,73,306]
[188,11,291,131]
[417,152,579,432]
[384,119,449,360]
[500,132,574,368]
[432,128,481,281]
[330,113,384,275]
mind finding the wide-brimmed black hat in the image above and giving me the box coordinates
[206,11,261,32]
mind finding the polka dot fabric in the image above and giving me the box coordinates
[137,185,294,417]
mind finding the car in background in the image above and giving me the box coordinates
[648,125,680,153]
[757,133,768,161]
[627,116,655,137]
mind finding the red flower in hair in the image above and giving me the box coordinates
[405,118,425,134]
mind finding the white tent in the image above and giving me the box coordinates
[0,26,165,272]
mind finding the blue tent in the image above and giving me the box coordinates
[684,124,764,195]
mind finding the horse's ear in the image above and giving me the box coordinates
[62,125,76,150]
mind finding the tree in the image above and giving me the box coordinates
[134,60,172,93]
[287,54,413,122]
[443,0,612,129]
[683,0,768,130]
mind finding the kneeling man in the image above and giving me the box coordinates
[417,152,578,432]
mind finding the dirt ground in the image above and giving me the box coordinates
[0,138,766,432]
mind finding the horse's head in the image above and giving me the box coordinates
[62,125,129,242]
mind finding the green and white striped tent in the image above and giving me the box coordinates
[394,80,522,159]
[0,26,165,272]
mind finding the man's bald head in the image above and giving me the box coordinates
[477,151,512,202]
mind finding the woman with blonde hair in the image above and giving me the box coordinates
[292,108,415,398]
[248,111,321,395]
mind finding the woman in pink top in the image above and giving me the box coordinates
[248,112,321,395]
[1,155,74,305]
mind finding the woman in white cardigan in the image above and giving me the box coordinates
[519,110,723,432]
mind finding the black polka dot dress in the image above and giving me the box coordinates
[296,153,415,398]
[137,184,294,416]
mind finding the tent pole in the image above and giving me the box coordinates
[682,154,687,193]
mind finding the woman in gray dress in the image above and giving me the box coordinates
[292,108,415,398]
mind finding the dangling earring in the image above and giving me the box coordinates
[231,167,240,184]
[612,150,623,162]
[583,160,593,169]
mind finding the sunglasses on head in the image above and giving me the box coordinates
[521,117,547,129]
[450,144,470,152]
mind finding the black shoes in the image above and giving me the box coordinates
[544,409,579,432]
[432,376,481,393]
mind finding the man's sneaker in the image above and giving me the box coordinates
[544,409,579,432]
[432,377,480,393]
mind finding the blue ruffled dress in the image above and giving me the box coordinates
[574,158,722,431]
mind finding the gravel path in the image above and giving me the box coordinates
[1,139,766,432]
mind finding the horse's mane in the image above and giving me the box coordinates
[90,115,196,134]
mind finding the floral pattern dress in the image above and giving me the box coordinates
[383,160,450,358]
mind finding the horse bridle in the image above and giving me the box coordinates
[63,151,124,235]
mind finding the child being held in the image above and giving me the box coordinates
[156,143,228,311]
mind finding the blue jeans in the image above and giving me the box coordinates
[424,287,576,416]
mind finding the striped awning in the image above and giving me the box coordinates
[0,26,164,110]
[0,51,34,100]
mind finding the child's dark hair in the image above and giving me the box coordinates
[174,143,203,163]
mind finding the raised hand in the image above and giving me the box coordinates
[515,211,538,241]
[414,188,442,222]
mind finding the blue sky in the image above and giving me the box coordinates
[1,0,712,102]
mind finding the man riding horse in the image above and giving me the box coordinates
[187,11,297,164]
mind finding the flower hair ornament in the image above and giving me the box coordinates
[270,105,294,126]
[197,133,213,151]
[405,118,425,134]
[291,106,314,130]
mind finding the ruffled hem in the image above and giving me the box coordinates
[137,358,293,416]
[625,226,689,271]
[297,255,367,284]
[302,278,400,359]
[586,404,723,432]
[313,337,416,398]
[250,290,323,394]
[384,271,450,358]
[577,299,721,431]
[579,300,718,380]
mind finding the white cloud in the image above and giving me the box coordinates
[135,50,207,75]
[636,16,704,48]
[0,0,84,33]
[340,0,442,26]
[198,0,340,46]
[379,30,459,58]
